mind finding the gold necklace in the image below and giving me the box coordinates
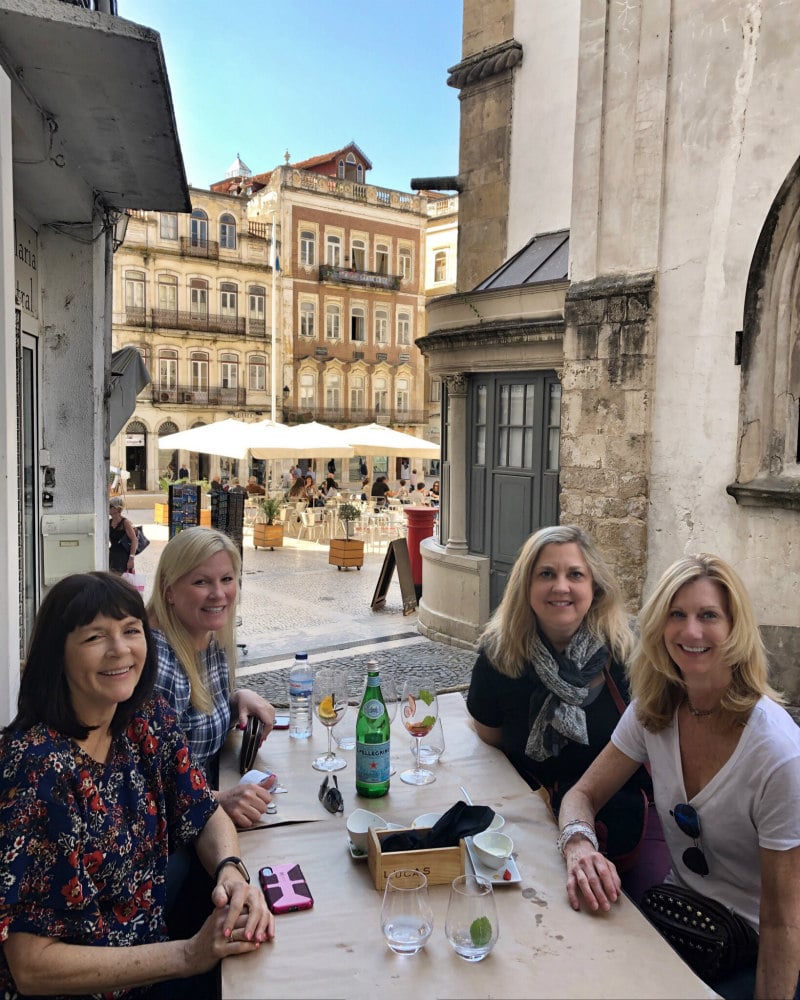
[685,695,716,718]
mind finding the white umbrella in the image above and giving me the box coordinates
[341,422,440,458]
[246,419,299,459]
[281,421,354,458]
[157,418,254,459]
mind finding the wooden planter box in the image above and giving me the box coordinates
[367,826,465,891]
[328,537,364,570]
[200,508,211,526]
[253,522,284,550]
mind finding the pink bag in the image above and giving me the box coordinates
[122,571,145,594]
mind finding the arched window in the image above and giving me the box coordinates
[220,282,238,326]
[249,354,267,392]
[351,238,366,271]
[300,229,316,266]
[374,376,388,414]
[396,377,409,412]
[190,278,208,321]
[300,301,316,338]
[326,234,342,266]
[190,352,209,395]
[326,303,341,340]
[338,159,345,180]
[158,350,177,394]
[350,374,365,411]
[220,213,237,249]
[299,372,316,410]
[376,243,389,275]
[191,209,208,247]
[398,247,412,281]
[434,250,448,283]
[124,270,145,321]
[220,353,239,391]
[350,305,365,342]
[248,285,265,335]
[156,274,178,322]
[397,311,411,345]
[326,372,341,410]
[375,309,389,344]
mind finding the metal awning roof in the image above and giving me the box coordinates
[0,0,190,222]
[474,230,569,291]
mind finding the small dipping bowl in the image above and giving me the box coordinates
[488,813,505,832]
[472,830,514,871]
[346,808,388,852]
[412,812,443,829]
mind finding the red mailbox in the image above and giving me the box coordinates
[404,506,437,597]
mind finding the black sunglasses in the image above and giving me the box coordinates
[671,803,709,876]
[318,774,343,815]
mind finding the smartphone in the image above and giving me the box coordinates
[273,715,290,730]
[259,863,314,913]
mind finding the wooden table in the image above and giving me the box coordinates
[221,694,717,999]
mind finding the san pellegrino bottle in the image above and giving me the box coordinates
[355,661,390,797]
[288,652,313,739]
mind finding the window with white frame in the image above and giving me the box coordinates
[374,376,388,414]
[326,303,341,340]
[220,353,239,389]
[249,354,266,391]
[350,306,366,342]
[326,373,341,409]
[158,350,177,389]
[220,213,237,250]
[157,275,177,319]
[396,377,410,412]
[125,271,145,315]
[300,301,316,338]
[248,286,265,333]
[430,377,442,402]
[191,209,208,247]
[351,238,366,271]
[398,247,412,281]
[350,375,365,411]
[299,372,316,409]
[160,213,178,240]
[375,309,389,344]
[326,234,342,267]
[190,279,208,320]
[220,282,237,320]
[190,353,209,392]
[434,250,447,283]
[376,243,389,274]
[397,310,411,345]
[300,229,316,266]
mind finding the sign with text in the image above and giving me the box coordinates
[14,218,38,318]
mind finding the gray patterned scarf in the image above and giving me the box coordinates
[524,624,609,762]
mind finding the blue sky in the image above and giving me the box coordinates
[118,1,463,193]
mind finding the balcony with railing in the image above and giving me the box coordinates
[150,385,252,408]
[121,307,261,338]
[284,405,427,427]
[318,264,401,291]
[179,237,219,260]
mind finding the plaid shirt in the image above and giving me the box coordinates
[153,628,232,770]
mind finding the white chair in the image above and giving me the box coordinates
[298,509,323,543]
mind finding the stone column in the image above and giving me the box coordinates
[445,372,468,553]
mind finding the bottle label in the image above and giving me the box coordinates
[289,679,312,697]
[362,698,385,721]
[356,741,390,784]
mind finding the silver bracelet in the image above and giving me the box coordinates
[557,820,599,858]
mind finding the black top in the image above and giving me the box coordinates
[467,648,651,860]
[371,480,391,498]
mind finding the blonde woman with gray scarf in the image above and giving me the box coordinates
[467,525,662,884]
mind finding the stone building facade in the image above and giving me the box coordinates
[419,0,800,693]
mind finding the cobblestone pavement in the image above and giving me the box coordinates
[131,513,477,706]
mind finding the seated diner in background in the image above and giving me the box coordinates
[0,572,273,999]
[245,476,265,495]
[558,553,800,1000]
[370,475,396,505]
[467,524,659,879]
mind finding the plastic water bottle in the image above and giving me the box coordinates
[289,652,313,739]
[355,661,390,797]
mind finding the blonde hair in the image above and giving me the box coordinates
[631,553,781,731]
[146,527,240,714]
[480,525,634,677]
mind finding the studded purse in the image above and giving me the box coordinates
[640,883,758,982]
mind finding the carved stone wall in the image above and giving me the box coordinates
[560,274,657,606]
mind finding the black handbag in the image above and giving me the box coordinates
[640,883,758,982]
[119,524,150,555]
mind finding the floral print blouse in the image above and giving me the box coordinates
[0,697,217,999]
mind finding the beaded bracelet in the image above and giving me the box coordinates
[557,820,599,858]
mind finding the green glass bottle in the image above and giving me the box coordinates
[355,661,390,797]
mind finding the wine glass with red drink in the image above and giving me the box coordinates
[400,675,439,785]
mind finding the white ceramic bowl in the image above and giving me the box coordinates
[412,812,443,829]
[472,830,514,871]
[488,813,505,832]
[346,809,388,852]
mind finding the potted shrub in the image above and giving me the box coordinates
[328,501,364,570]
[253,496,284,550]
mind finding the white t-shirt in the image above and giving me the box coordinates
[612,696,800,930]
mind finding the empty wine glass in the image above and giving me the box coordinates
[380,869,434,956]
[381,674,399,725]
[312,667,348,772]
[400,675,439,785]
[445,874,499,961]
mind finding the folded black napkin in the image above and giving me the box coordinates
[380,801,495,852]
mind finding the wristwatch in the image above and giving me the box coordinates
[214,856,251,884]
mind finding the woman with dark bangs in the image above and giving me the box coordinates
[0,572,272,999]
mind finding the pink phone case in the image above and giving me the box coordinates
[258,863,314,913]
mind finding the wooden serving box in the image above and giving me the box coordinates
[367,826,465,891]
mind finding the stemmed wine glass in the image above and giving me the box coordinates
[312,667,348,772]
[400,674,439,785]
[381,674,399,725]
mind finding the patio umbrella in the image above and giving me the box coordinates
[157,418,255,459]
[280,421,354,458]
[341,422,440,458]
[246,419,299,459]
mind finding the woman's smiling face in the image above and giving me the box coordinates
[529,542,595,651]
[663,577,732,685]
[165,550,237,647]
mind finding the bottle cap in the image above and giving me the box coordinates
[295,652,308,660]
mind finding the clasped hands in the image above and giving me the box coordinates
[564,837,622,913]
[190,876,274,969]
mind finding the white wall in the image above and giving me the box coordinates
[508,1,580,254]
